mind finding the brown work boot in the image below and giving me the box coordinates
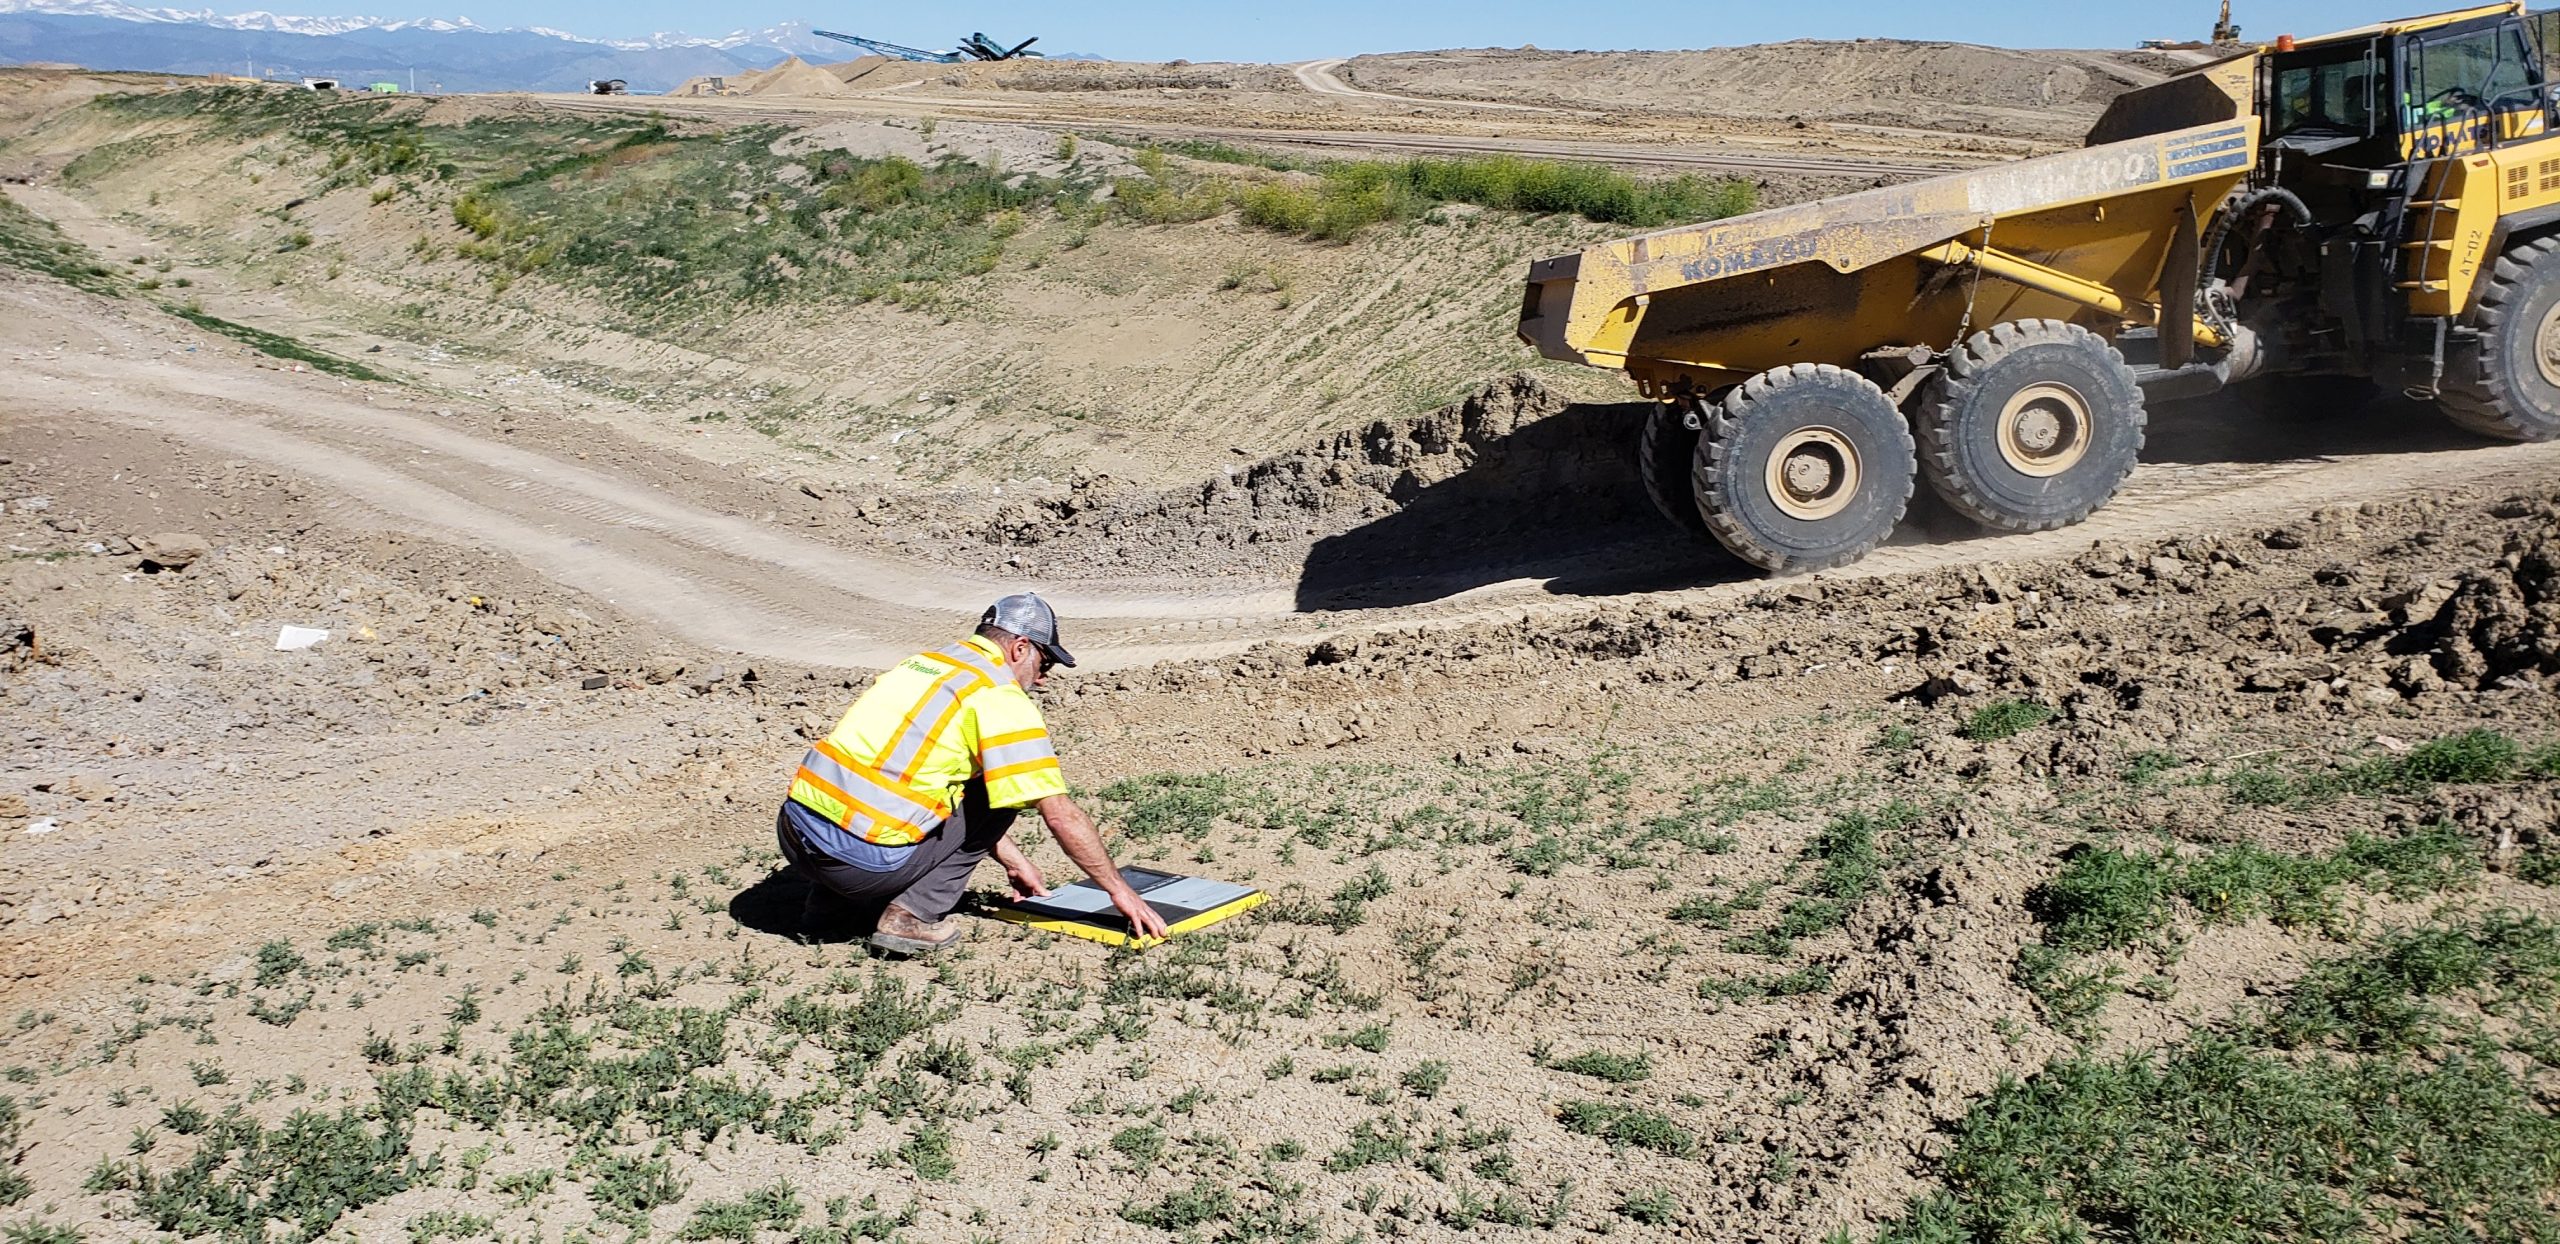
[870,902,969,957]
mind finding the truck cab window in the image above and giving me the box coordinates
[2273,48,2376,138]
[2407,24,2536,121]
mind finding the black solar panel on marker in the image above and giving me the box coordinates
[1000,868,1257,934]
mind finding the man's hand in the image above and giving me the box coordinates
[1110,885,1170,942]
[1034,792,1170,941]
[1003,857,1049,901]
[992,836,1049,901]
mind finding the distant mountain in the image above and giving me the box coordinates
[0,2,876,90]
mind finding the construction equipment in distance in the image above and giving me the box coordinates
[2214,0,2243,43]
[1518,1,2560,573]
[810,29,1040,64]
[588,78,628,95]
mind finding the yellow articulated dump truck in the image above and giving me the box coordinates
[1520,2,2560,572]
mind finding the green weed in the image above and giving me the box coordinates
[1096,773,1230,840]
[1619,1186,1681,1225]
[1324,1116,1412,1171]
[679,1180,802,1241]
[1121,1178,1234,1230]
[1700,962,1835,1001]
[100,1106,431,1242]
[165,307,388,382]
[2029,847,2175,955]
[1400,1060,1449,1099]
[1876,1030,2560,1241]
[1960,700,2052,742]
[2261,912,2560,1053]
[1556,1101,1694,1156]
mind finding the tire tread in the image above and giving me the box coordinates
[1692,363,1914,573]
[2438,235,2560,442]
[1916,318,2146,533]
[1638,400,1710,536]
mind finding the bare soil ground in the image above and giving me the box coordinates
[1334,42,2185,144]
[2,52,2559,1244]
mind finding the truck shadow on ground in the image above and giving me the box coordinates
[1294,388,2504,611]
[2138,391,2488,464]
[1292,400,1753,611]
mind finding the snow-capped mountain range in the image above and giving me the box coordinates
[0,0,846,55]
[0,0,1060,90]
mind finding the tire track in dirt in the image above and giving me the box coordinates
[1289,58,1571,114]
[13,285,2560,674]
[544,95,1976,181]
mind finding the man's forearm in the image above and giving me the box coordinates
[1035,794,1130,893]
[990,834,1030,872]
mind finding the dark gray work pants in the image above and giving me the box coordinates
[775,778,1017,921]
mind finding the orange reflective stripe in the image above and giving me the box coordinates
[878,663,976,769]
[880,642,1003,782]
[895,684,974,783]
[812,736,863,771]
[981,727,1046,747]
[790,767,888,830]
[793,767,931,845]
[980,735,1056,772]
[813,738,946,816]
[788,776,850,826]
[982,757,1062,783]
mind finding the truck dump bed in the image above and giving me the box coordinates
[1517,116,2260,396]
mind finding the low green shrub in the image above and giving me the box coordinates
[1556,1101,1694,1156]
[1960,700,2052,742]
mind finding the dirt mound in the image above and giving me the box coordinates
[828,55,886,80]
[971,373,1645,577]
[744,57,849,98]
[1343,41,2169,140]
[2428,512,2560,690]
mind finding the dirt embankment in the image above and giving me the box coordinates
[968,373,1648,578]
[1342,41,2175,141]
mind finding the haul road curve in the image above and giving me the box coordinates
[9,278,2560,675]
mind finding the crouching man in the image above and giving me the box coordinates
[776,593,1168,954]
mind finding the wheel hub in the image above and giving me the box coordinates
[1764,426,1859,521]
[1996,381,2093,477]
[2534,300,2560,390]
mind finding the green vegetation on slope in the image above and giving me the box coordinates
[0,191,122,295]
[1871,913,2560,1244]
[1234,156,1758,242]
[165,306,390,382]
[67,88,1755,326]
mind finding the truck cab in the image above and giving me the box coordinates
[2205,4,2560,406]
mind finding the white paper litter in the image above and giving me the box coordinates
[275,625,330,651]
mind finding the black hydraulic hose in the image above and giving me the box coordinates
[2199,186,2315,293]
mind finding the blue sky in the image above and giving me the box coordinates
[469,1,2436,61]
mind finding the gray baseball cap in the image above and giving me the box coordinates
[979,592,1076,668]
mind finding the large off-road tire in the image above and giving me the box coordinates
[1690,363,1914,573]
[1916,318,2147,532]
[1638,399,1710,537]
[2439,236,2560,441]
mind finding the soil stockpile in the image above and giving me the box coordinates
[746,57,849,98]
[1342,41,2186,140]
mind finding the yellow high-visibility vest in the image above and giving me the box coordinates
[788,635,1067,845]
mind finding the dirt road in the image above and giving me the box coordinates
[1289,57,1568,114]
[543,94,1978,180]
[13,277,2560,677]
